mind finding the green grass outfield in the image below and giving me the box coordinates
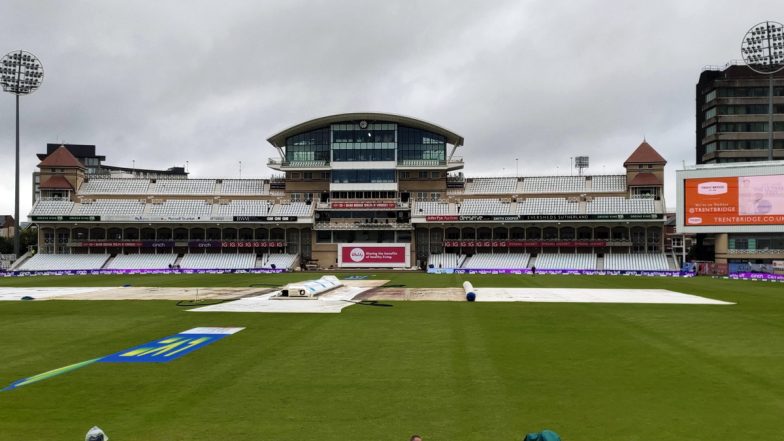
[1,273,783,440]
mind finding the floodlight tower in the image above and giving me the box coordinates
[1,50,44,257]
[741,21,784,161]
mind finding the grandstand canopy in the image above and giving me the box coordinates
[267,112,464,147]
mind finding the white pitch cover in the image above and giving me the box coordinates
[180,327,245,334]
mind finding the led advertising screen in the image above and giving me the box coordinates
[684,175,784,226]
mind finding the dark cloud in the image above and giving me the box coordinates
[0,0,779,216]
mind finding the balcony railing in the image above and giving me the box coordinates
[267,159,329,168]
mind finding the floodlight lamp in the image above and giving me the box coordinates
[0,50,44,95]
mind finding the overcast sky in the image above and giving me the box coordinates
[0,0,780,217]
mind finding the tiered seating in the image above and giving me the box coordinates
[428,253,463,269]
[0,254,16,270]
[521,176,586,193]
[535,253,597,270]
[18,254,110,271]
[587,197,655,214]
[221,180,267,195]
[460,199,512,215]
[76,200,145,216]
[591,175,626,192]
[180,253,256,269]
[604,253,669,271]
[259,253,298,269]
[414,201,453,215]
[106,254,178,270]
[270,202,312,217]
[216,200,272,216]
[80,179,150,194]
[149,200,212,217]
[465,178,517,194]
[461,253,530,269]
[154,180,215,195]
[30,200,74,215]
[518,198,579,215]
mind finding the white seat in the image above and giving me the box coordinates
[535,253,597,270]
[106,254,177,270]
[604,253,669,271]
[179,253,256,269]
[461,253,530,269]
[18,254,110,271]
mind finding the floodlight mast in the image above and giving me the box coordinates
[1,50,44,257]
[741,21,784,161]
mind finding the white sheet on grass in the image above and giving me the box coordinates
[189,286,369,313]
[471,288,732,305]
[0,287,115,301]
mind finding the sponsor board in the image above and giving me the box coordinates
[425,214,662,222]
[331,202,396,209]
[232,216,298,222]
[30,215,101,222]
[1,268,286,278]
[337,243,410,268]
[442,240,608,248]
[684,175,784,226]
[451,268,691,277]
[1,328,244,391]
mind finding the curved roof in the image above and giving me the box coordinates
[267,112,464,147]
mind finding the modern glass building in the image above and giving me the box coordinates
[696,64,784,164]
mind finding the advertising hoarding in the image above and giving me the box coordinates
[337,243,410,268]
[684,175,784,226]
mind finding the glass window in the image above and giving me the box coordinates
[418,171,428,178]
[285,127,331,162]
[331,169,396,183]
[397,126,446,163]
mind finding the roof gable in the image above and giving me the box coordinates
[37,146,85,169]
[39,175,75,190]
[624,141,667,166]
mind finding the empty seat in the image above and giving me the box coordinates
[587,197,655,214]
[106,254,178,270]
[259,253,298,270]
[521,176,586,193]
[76,199,145,216]
[427,253,465,269]
[517,198,579,215]
[591,175,626,192]
[221,180,268,195]
[18,254,110,271]
[414,201,453,215]
[149,200,212,217]
[604,253,669,271]
[29,200,74,216]
[80,179,150,194]
[464,178,517,194]
[535,253,597,270]
[179,253,256,269]
[461,253,530,269]
[153,180,216,195]
[270,202,312,217]
[216,200,272,216]
[460,199,512,215]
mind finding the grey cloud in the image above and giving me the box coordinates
[0,0,780,217]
